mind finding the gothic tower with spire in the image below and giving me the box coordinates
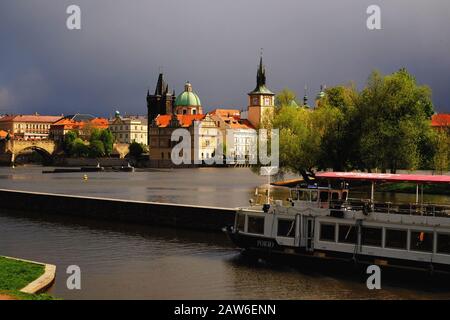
[247,55,275,128]
[147,73,176,122]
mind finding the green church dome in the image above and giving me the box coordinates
[175,82,202,107]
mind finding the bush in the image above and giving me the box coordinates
[129,141,145,158]
[89,140,106,158]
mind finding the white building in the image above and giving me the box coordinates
[209,109,256,163]
[109,112,148,145]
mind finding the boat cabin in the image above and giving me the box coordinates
[290,185,349,209]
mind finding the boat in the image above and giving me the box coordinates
[224,172,450,274]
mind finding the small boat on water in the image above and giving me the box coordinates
[224,172,450,274]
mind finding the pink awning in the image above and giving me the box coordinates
[315,172,450,184]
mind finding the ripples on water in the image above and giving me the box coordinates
[1,210,450,300]
[1,167,450,299]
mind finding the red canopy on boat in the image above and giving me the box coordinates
[315,172,450,184]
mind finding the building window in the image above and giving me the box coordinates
[338,224,357,244]
[385,229,407,250]
[410,231,433,252]
[320,223,335,242]
[161,152,164,159]
[361,227,382,247]
[277,219,295,238]
[247,216,264,235]
[437,233,450,255]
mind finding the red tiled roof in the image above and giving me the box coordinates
[431,114,450,127]
[211,111,255,130]
[89,118,109,129]
[0,115,62,123]
[0,130,10,139]
[50,118,109,130]
[210,109,241,117]
[155,114,205,128]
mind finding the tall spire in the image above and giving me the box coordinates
[154,73,168,96]
[303,85,309,107]
[257,49,266,88]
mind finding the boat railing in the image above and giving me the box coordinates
[338,198,450,218]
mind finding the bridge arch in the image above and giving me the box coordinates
[7,140,57,164]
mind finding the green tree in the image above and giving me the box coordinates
[275,88,298,109]
[63,131,78,155]
[89,128,102,143]
[88,140,106,158]
[129,141,145,158]
[100,129,114,156]
[316,85,360,171]
[432,129,450,173]
[358,69,434,172]
[71,138,89,157]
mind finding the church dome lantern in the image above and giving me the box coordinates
[174,81,203,115]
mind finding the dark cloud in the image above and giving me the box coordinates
[0,0,449,116]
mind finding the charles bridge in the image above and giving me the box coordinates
[0,139,130,164]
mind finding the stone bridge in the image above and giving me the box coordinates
[0,140,58,163]
[0,140,130,164]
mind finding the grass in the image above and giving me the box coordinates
[0,256,56,300]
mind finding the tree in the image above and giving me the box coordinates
[129,141,145,158]
[275,88,298,109]
[271,104,319,181]
[431,129,450,173]
[63,131,78,155]
[358,69,434,172]
[89,128,102,143]
[100,129,114,156]
[71,138,89,157]
[89,140,106,158]
[316,85,360,171]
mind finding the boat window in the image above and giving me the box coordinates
[332,192,339,200]
[277,219,295,238]
[320,223,336,242]
[338,224,357,244]
[236,213,245,232]
[247,216,265,235]
[410,231,433,252]
[342,191,348,201]
[311,191,318,202]
[385,229,407,250]
[301,191,313,201]
[361,227,382,247]
[437,233,450,255]
[319,191,329,202]
[290,190,299,201]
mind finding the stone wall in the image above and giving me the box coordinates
[0,189,236,232]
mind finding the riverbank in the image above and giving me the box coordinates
[0,256,56,300]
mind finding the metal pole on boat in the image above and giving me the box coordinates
[416,184,419,204]
[370,181,374,203]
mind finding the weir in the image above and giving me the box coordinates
[0,189,235,232]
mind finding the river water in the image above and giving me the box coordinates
[1,166,450,300]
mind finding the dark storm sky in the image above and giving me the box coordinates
[0,0,449,117]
